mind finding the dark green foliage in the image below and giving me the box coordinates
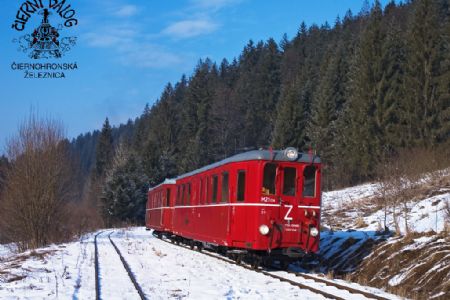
[101,148,149,224]
[402,0,447,146]
[95,118,114,178]
[72,0,450,194]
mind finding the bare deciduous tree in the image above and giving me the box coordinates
[0,114,74,250]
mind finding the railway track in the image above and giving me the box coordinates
[158,235,391,300]
[94,231,147,300]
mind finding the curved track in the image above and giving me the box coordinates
[94,231,147,300]
[158,235,390,300]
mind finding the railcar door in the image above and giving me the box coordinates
[230,168,248,245]
[277,164,302,246]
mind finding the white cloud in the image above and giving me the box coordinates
[84,25,136,47]
[191,0,239,10]
[114,5,139,17]
[83,25,183,69]
[162,19,219,39]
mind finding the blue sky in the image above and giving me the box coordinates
[0,0,390,153]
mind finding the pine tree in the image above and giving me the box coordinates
[375,18,406,150]
[337,1,385,183]
[272,79,307,149]
[102,145,149,224]
[403,0,446,146]
[179,59,216,172]
[95,118,114,178]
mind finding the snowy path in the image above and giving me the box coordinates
[109,228,329,299]
[96,231,141,300]
[0,227,400,299]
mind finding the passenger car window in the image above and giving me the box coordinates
[237,170,246,202]
[199,178,203,204]
[221,172,229,202]
[283,167,296,196]
[188,183,191,204]
[262,163,277,195]
[166,188,170,207]
[212,175,218,203]
[303,165,316,197]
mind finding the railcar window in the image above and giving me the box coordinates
[187,183,191,205]
[262,163,277,195]
[283,167,296,196]
[166,188,170,207]
[181,184,185,205]
[212,175,218,203]
[176,186,180,206]
[221,172,229,202]
[303,165,317,197]
[237,170,246,202]
[207,177,211,204]
[199,179,203,204]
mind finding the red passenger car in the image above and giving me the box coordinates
[146,179,176,237]
[146,148,321,266]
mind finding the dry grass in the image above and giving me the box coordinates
[354,217,368,228]
[350,232,450,300]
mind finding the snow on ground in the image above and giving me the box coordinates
[317,173,450,299]
[110,228,328,299]
[321,176,450,235]
[0,235,96,299]
[322,183,380,210]
[1,228,399,299]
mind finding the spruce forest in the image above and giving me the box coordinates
[35,0,450,224]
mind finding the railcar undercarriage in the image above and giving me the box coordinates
[154,231,313,270]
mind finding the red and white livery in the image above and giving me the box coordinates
[146,148,321,265]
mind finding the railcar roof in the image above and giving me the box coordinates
[148,178,176,192]
[149,150,320,191]
[175,149,320,181]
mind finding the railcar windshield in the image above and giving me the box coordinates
[283,167,296,196]
[262,163,277,195]
[303,165,317,197]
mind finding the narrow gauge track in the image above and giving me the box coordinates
[157,234,390,300]
[94,231,147,300]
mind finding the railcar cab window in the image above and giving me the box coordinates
[262,163,277,195]
[283,167,296,196]
[303,165,317,197]
[221,172,229,203]
[237,170,246,202]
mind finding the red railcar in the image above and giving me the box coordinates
[146,179,176,235]
[146,148,321,265]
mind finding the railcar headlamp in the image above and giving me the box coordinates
[284,147,298,161]
[259,224,270,235]
[309,227,319,237]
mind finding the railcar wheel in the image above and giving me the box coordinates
[235,255,242,265]
[280,260,290,270]
[196,243,203,252]
[189,241,195,250]
[251,257,261,270]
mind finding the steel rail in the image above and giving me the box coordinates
[157,234,391,300]
[108,232,148,300]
